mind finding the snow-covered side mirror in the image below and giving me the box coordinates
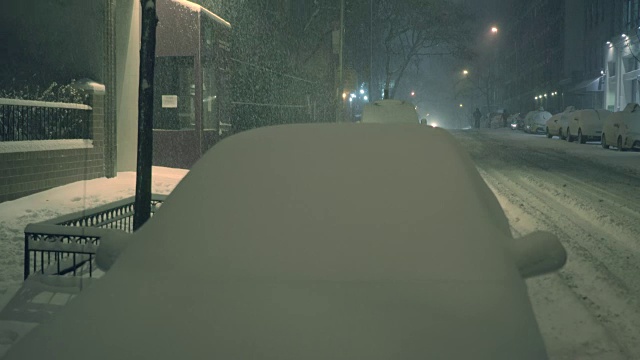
[510,231,567,279]
[96,230,131,271]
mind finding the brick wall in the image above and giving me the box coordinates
[0,92,106,204]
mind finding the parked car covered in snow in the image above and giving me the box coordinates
[546,106,576,139]
[361,99,419,124]
[5,124,567,360]
[523,109,552,134]
[602,103,640,151]
[488,110,507,128]
[565,109,611,143]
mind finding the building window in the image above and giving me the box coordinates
[609,61,617,77]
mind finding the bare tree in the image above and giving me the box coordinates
[374,0,473,99]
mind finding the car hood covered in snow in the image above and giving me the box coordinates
[5,124,551,360]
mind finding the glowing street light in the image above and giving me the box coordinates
[491,26,499,34]
[459,104,464,108]
[411,91,416,97]
[462,69,469,75]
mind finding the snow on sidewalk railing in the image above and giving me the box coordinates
[23,194,166,280]
[0,98,93,142]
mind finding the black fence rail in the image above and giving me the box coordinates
[0,98,92,141]
[24,194,166,280]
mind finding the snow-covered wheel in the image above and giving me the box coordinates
[578,129,586,144]
[546,128,552,138]
[617,136,625,152]
[566,128,573,142]
[601,134,609,149]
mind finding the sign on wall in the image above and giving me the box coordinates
[162,95,178,108]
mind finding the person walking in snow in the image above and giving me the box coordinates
[473,108,482,129]
[502,109,510,128]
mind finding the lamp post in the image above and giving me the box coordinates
[335,0,345,122]
[492,25,520,113]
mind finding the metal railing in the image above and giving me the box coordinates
[24,194,166,280]
[0,98,92,141]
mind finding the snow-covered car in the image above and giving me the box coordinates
[565,109,611,143]
[601,102,640,151]
[523,109,552,134]
[546,106,575,139]
[484,110,505,128]
[360,99,419,124]
[5,124,567,360]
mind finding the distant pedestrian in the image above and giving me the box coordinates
[502,109,510,128]
[473,108,482,129]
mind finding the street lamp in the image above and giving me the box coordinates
[491,26,499,34]
[462,69,469,75]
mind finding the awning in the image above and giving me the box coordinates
[568,77,603,93]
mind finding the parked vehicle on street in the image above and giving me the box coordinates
[523,108,552,134]
[602,103,640,151]
[565,109,611,143]
[361,99,419,124]
[5,123,567,360]
[546,106,576,139]
[509,113,524,130]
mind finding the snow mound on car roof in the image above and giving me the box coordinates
[361,99,419,124]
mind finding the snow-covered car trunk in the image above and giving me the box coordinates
[4,124,566,360]
[566,109,611,143]
[545,106,575,138]
[602,103,640,150]
[524,110,552,134]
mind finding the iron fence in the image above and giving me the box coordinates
[0,98,92,141]
[24,194,166,280]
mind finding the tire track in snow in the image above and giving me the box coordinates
[479,167,640,359]
[452,130,640,359]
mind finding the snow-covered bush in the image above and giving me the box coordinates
[0,80,91,141]
[0,80,89,104]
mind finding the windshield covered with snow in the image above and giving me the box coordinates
[1,0,640,359]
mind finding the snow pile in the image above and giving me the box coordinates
[0,167,188,293]
[5,124,548,359]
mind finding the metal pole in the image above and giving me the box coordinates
[370,0,373,100]
[336,0,345,122]
[104,0,117,177]
[515,38,518,112]
[134,0,158,231]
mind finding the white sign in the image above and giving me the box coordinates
[162,95,178,108]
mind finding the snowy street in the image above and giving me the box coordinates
[452,128,640,360]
